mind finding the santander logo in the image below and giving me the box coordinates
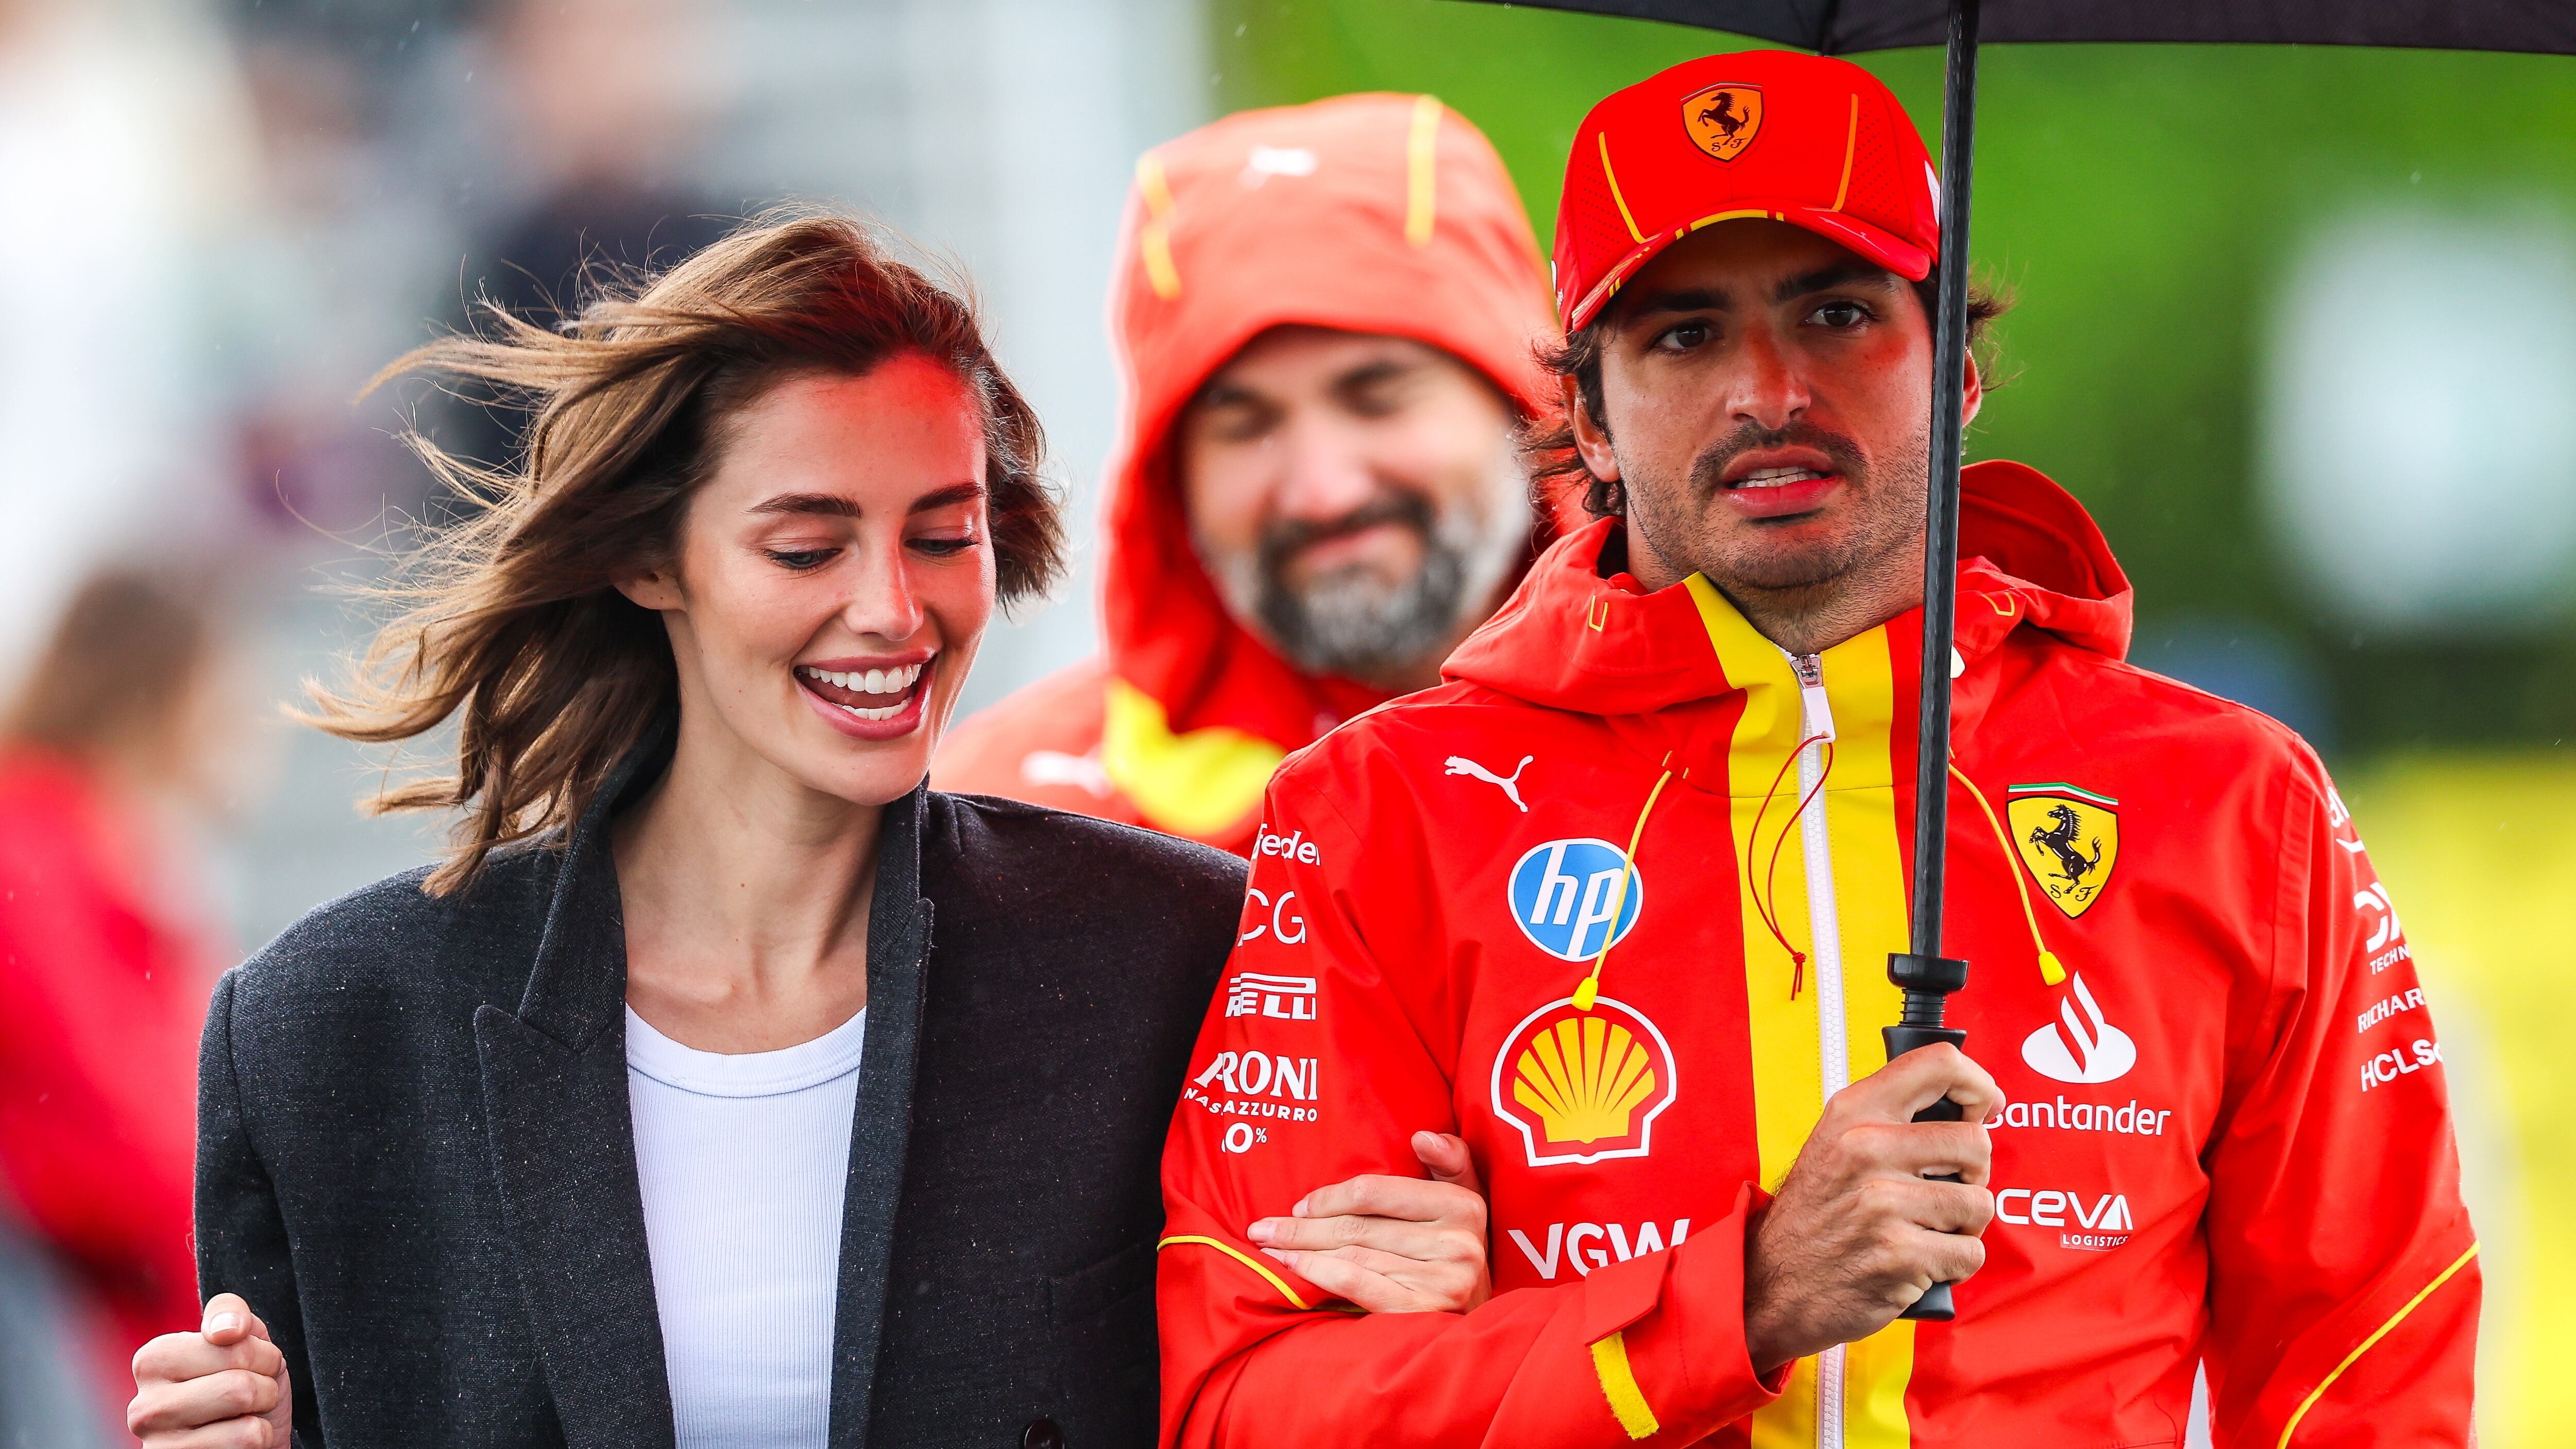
[2020,974,2137,1085]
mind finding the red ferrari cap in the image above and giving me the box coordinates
[1554,50,1941,331]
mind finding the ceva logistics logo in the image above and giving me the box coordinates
[1508,837,1644,961]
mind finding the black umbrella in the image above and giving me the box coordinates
[1456,0,2576,1320]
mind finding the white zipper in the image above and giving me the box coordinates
[1790,651,1848,1449]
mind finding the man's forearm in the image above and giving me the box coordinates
[1167,1189,1785,1449]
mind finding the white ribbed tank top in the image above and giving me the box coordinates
[626,1005,865,1449]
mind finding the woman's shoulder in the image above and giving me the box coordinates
[921,793,1244,1035]
[927,790,1247,912]
[229,843,562,1013]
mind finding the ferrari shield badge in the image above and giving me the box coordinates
[1681,83,1764,162]
[2008,783,2120,918]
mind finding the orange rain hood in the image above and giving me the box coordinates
[1095,93,1563,838]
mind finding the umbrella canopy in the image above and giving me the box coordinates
[1453,0,2575,1319]
[1475,2,2576,55]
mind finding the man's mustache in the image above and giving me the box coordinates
[1688,422,1871,492]
[1257,491,1436,574]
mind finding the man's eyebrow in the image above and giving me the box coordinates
[1773,261,1903,302]
[1195,379,1265,410]
[1332,357,1418,395]
[1621,286,1737,321]
[1618,263,1902,325]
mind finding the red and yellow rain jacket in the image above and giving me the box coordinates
[932,93,1563,853]
[1158,461,2478,1447]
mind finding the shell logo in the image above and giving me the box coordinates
[1489,996,1680,1167]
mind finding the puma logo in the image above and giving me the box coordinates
[1445,755,1532,813]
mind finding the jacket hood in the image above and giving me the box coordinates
[1099,93,1562,753]
[1444,459,2134,715]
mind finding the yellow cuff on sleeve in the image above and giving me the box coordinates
[1589,1330,1661,1440]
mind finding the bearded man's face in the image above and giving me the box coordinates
[1179,327,1529,688]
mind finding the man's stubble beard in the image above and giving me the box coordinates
[1198,466,1531,688]
[1623,418,1930,655]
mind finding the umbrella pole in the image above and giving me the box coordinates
[1886,0,1980,1325]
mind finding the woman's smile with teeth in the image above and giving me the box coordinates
[800,662,923,694]
[798,662,927,721]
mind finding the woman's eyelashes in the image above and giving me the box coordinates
[759,521,980,570]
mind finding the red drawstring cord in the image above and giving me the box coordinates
[1745,731,1833,999]
[1767,743,1836,998]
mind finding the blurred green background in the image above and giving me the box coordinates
[1212,2,2575,1440]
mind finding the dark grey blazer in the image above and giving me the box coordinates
[196,738,1244,1448]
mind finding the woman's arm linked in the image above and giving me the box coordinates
[130,968,304,1447]
[131,1292,292,1447]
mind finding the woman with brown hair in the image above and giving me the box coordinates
[124,212,1491,1448]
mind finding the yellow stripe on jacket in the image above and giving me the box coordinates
[1688,578,1919,1449]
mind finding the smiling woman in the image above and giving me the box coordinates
[122,210,1493,1449]
[314,212,1061,890]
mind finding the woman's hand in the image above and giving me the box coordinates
[1246,1131,1490,1313]
[130,1292,293,1447]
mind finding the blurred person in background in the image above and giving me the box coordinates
[933,94,1568,853]
[128,211,1492,1449]
[0,568,244,1427]
[0,0,255,684]
[432,0,734,483]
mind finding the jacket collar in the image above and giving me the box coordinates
[829,783,935,1444]
[473,722,678,1448]
[1442,459,2134,720]
[476,721,938,1447]
[509,717,675,1050]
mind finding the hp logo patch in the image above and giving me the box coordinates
[1509,838,1644,961]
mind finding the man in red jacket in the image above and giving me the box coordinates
[1159,50,2478,1447]
[934,94,1567,853]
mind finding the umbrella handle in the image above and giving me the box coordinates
[1894,1083,1962,1322]
[1886,957,1971,1323]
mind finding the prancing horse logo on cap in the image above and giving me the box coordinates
[1681,83,1764,162]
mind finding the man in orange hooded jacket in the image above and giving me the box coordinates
[1158,51,2477,1447]
[934,94,1566,853]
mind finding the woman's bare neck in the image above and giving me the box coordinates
[612,715,882,1054]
